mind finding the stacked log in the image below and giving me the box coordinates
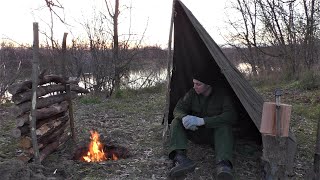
[8,74,89,163]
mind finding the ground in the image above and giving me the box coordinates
[0,84,318,179]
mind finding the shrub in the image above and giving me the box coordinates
[298,71,320,90]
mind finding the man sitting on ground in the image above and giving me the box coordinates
[168,71,238,180]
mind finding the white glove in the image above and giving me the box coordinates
[182,115,203,130]
[182,115,205,129]
[189,125,198,131]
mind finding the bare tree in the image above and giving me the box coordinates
[0,42,28,102]
[302,0,319,70]
[227,0,320,79]
[227,0,260,77]
[79,0,148,96]
[106,0,121,91]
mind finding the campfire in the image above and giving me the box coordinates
[74,130,129,162]
[82,131,117,162]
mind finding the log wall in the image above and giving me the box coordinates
[9,74,89,163]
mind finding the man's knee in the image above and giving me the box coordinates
[215,125,233,136]
[170,118,184,129]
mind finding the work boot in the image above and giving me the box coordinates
[169,151,196,177]
[216,160,233,180]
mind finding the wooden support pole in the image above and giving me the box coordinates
[61,32,68,78]
[66,84,76,142]
[31,22,41,164]
[314,118,320,179]
[162,0,176,146]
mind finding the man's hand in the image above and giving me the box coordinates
[188,125,198,131]
[182,115,205,130]
[182,115,198,131]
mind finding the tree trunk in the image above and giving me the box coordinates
[113,0,120,92]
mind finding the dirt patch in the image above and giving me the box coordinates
[0,89,315,179]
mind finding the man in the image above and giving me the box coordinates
[168,71,238,180]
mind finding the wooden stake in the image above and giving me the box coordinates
[66,84,76,142]
[61,32,68,78]
[314,118,320,178]
[31,22,41,164]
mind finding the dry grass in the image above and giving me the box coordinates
[0,84,316,179]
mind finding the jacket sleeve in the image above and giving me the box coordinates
[203,94,238,128]
[173,89,193,120]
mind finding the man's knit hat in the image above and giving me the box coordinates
[192,66,222,85]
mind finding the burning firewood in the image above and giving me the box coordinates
[72,131,130,162]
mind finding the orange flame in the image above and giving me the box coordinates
[82,131,118,162]
[83,131,106,162]
[112,154,118,160]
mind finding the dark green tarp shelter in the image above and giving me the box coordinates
[166,0,296,177]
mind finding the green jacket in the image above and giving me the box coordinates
[173,87,238,128]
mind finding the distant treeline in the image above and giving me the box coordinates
[1,41,319,100]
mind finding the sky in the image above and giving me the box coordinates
[0,0,234,48]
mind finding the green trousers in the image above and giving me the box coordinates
[169,118,234,162]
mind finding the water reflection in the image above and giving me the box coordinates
[79,68,167,90]
[1,69,167,103]
[237,63,252,75]
[1,91,12,103]
[124,69,167,89]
